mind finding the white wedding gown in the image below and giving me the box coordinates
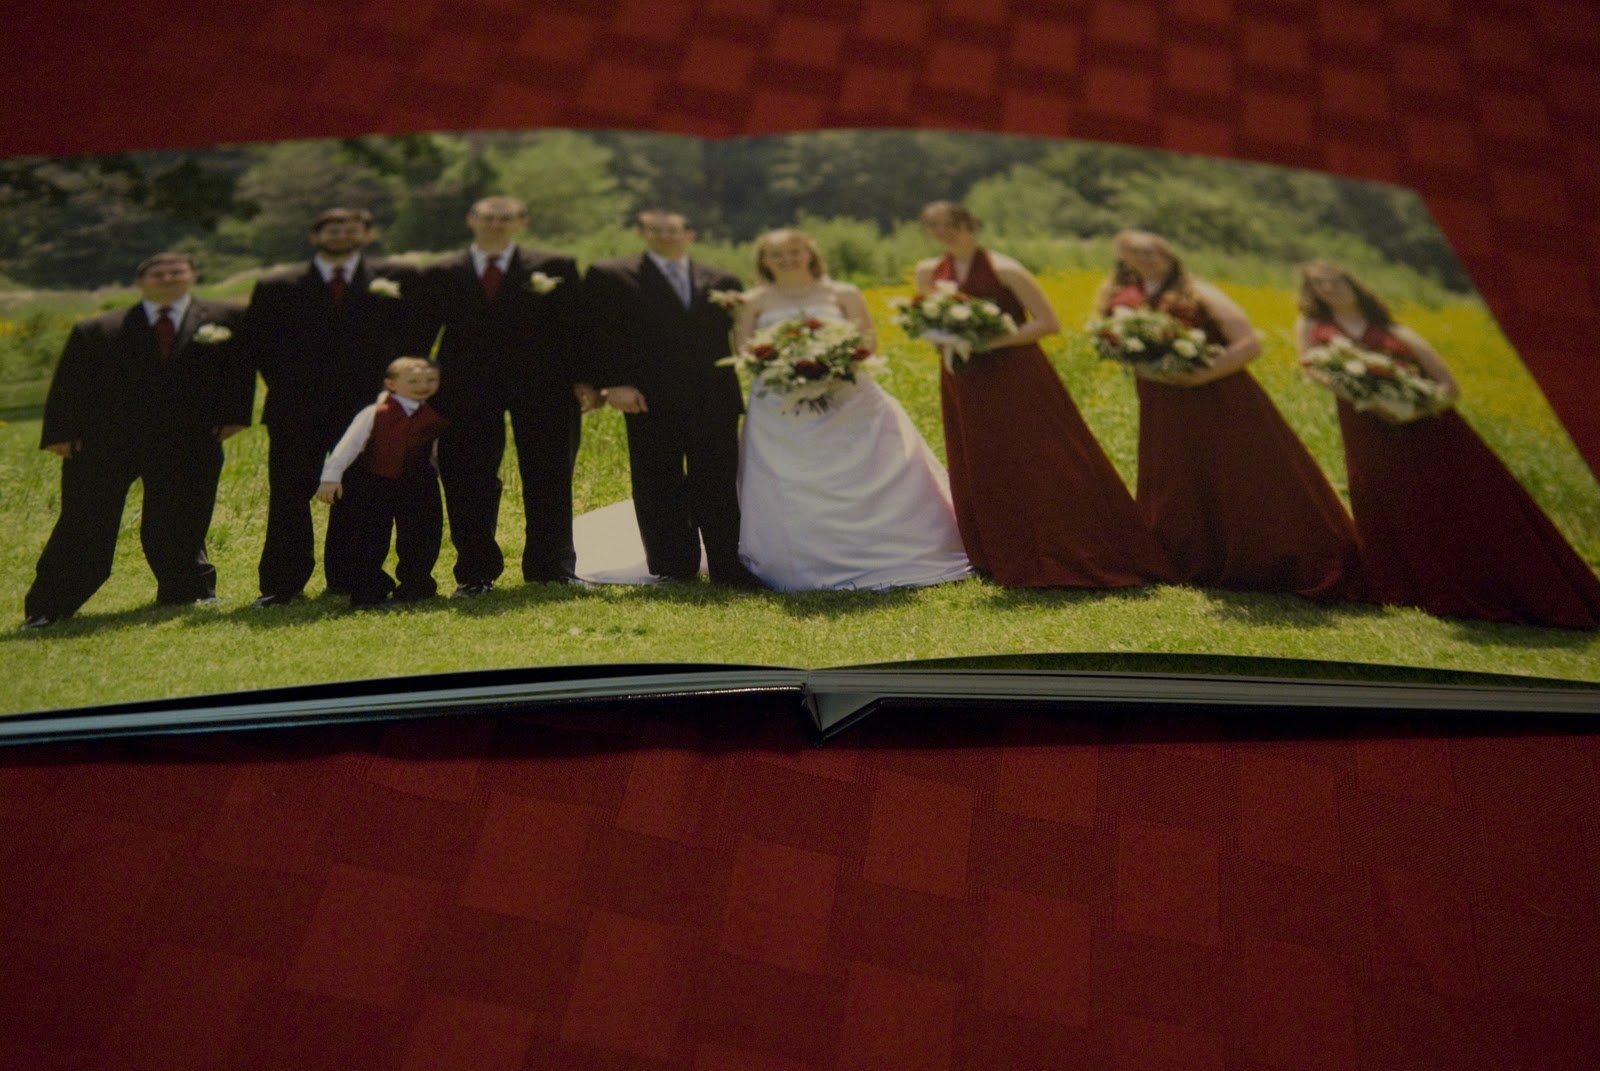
[735,301,971,591]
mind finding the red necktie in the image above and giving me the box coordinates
[154,306,176,357]
[481,257,503,301]
[330,265,347,304]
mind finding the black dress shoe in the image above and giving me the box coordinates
[524,572,583,585]
[392,585,436,603]
[653,572,698,585]
[20,614,58,631]
[711,566,768,591]
[251,593,302,609]
[451,580,496,599]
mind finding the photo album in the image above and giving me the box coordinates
[2,128,1597,741]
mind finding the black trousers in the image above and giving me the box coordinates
[259,423,356,598]
[623,405,743,580]
[334,463,443,605]
[25,436,223,619]
[436,396,580,585]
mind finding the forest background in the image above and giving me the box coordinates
[0,128,1466,399]
[3,129,1597,715]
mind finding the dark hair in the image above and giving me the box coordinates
[1093,229,1196,314]
[1296,260,1394,328]
[919,200,980,230]
[311,207,374,233]
[134,252,198,279]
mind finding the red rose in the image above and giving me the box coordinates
[1367,363,1395,379]
[752,344,777,361]
[802,318,823,329]
[795,359,826,379]
[852,347,872,361]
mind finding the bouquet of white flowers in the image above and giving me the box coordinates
[890,280,1017,371]
[719,316,884,414]
[1299,335,1447,422]
[1084,305,1215,375]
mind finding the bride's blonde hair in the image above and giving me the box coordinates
[754,229,828,282]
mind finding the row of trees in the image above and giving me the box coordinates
[0,130,1467,292]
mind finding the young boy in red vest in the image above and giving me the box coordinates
[317,357,448,607]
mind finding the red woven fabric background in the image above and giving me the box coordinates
[2,2,1598,1068]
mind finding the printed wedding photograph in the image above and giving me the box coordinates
[2,128,1598,718]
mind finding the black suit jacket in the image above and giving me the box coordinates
[581,254,744,417]
[40,298,251,451]
[409,246,583,417]
[242,256,418,431]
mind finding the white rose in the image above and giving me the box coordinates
[528,272,561,294]
[1125,338,1146,352]
[948,304,973,321]
[921,299,942,317]
[933,279,959,294]
[1343,359,1367,376]
[194,324,232,344]
[1173,339,1197,357]
[368,278,401,299]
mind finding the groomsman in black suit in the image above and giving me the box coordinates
[242,207,416,607]
[23,253,252,628]
[409,196,588,594]
[583,210,759,587]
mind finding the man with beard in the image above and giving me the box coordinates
[241,207,417,606]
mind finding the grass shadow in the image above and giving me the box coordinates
[1443,616,1600,652]
[1197,586,1370,630]
[769,585,926,620]
[0,599,219,642]
[0,402,44,422]
[974,580,1168,612]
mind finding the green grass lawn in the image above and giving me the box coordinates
[3,274,1599,717]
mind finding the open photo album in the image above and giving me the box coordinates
[2,128,1597,741]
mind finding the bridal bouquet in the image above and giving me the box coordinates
[1085,306,1215,375]
[1299,335,1447,422]
[720,316,885,414]
[890,280,1017,371]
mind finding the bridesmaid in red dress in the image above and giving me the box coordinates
[1095,230,1362,599]
[1296,261,1600,628]
[914,202,1171,587]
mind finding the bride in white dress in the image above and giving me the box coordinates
[732,229,971,591]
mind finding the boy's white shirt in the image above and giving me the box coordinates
[320,391,426,483]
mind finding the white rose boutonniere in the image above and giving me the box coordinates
[368,277,402,299]
[194,324,233,344]
[527,272,561,295]
[708,289,746,311]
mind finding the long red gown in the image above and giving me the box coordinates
[1107,283,1363,600]
[934,252,1171,587]
[1309,320,1600,628]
